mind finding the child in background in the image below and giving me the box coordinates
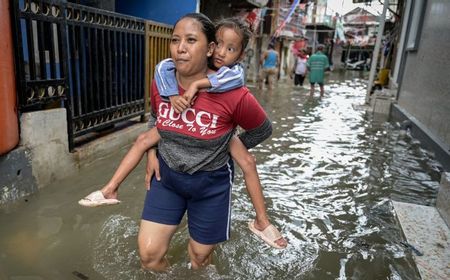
[79,17,287,249]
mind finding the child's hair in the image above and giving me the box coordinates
[215,17,253,54]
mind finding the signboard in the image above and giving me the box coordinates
[353,0,373,3]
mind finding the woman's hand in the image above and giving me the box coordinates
[145,148,160,190]
[169,95,190,113]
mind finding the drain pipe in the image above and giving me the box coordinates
[365,0,389,104]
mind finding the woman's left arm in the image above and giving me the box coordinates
[238,119,272,149]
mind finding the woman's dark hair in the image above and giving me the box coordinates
[174,13,216,44]
[215,17,253,53]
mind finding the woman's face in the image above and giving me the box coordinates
[170,18,214,77]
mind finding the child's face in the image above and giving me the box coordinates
[212,27,243,68]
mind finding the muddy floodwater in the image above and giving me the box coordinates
[0,72,441,279]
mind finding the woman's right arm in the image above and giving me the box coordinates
[145,147,160,189]
[145,81,161,188]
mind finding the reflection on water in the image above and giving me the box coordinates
[0,72,440,279]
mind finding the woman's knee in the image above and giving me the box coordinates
[138,220,176,270]
[190,251,210,266]
[188,241,214,267]
[138,237,166,269]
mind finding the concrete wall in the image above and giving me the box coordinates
[0,108,148,205]
[0,147,36,203]
[397,0,450,149]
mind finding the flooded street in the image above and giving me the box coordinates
[0,71,441,279]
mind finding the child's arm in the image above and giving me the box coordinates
[154,58,178,101]
[154,58,190,113]
[207,64,244,92]
[183,78,213,105]
[183,64,245,105]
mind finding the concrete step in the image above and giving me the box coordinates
[393,201,450,280]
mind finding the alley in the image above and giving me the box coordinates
[0,71,441,279]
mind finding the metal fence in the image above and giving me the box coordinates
[11,0,69,110]
[144,20,172,112]
[11,0,172,151]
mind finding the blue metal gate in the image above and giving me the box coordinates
[11,0,147,151]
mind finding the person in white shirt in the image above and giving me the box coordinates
[292,48,308,87]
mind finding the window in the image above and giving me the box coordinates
[406,0,426,51]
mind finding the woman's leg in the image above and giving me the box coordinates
[188,238,215,269]
[101,128,161,198]
[229,136,287,248]
[138,220,177,271]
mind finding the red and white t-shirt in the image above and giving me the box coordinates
[149,81,271,174]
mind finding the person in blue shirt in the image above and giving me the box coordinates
[258,44,279,90]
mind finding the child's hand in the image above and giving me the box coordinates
[184,85,199,106]
[169,95,190,113]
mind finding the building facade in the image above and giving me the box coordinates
[391,0,450,170]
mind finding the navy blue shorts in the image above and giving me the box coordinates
[142,156,234,245]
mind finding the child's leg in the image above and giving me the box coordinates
[230,137,268,226]
[229,136,287,247]
[101,127,160,199]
